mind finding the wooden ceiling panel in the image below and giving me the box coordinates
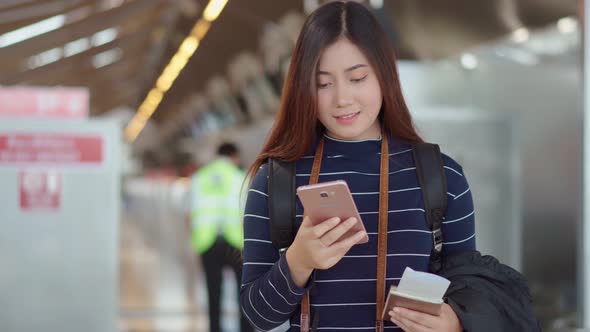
[36,46,147,87]
[1,24,154,85]
[0,0,94,34]
[0,0,50,12]
[91,85,141,115]
[0,0,161,70]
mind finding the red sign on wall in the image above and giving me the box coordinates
[0,87,88,119]
[0,133,103,165]
[19,171,61,211]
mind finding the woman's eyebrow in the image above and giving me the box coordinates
[317,64,368,76]
[344,64,368,72]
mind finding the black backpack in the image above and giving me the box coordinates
[268,143,447,271]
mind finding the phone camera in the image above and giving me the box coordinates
[320,192,328,198]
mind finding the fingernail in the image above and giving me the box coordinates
[393,307,401,314]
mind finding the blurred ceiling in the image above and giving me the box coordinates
[0,0,579,121]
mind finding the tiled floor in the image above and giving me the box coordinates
[118,217,241,332]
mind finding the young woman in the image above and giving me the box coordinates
[240,2,475,331]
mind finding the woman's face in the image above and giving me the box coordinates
[316,37,382,141]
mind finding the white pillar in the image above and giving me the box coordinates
[583,2,590,328]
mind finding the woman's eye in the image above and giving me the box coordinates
[351,75,368,83]
[317,82,331,89]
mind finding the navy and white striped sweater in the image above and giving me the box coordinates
[240,135,476,331]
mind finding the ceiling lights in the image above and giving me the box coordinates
[124,0,229,142]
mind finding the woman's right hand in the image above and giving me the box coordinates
[285,216,366,288]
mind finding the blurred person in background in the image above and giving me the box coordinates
[190,142,251,332]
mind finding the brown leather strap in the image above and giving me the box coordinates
[301,139,324,332]
[375,133,389,331]
[309,139,324,185]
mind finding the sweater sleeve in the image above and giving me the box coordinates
[440,155,476,255]
[240,164,314,331]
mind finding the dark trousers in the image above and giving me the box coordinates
[200,238,251,332]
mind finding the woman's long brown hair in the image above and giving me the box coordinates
[246,1,422,181]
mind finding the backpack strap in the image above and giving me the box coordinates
[412,143,448,272]
[268,158,296,252]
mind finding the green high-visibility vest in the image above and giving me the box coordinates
[190,158,245,254]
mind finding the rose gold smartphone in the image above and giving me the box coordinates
[296,180,369,244]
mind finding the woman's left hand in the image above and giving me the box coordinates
[389,303,462,332]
